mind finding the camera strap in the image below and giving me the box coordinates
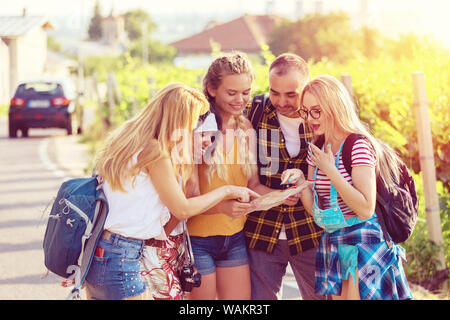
[182,220,195,265]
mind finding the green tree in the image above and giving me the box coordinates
[269,12,358,63]
[128,38,176,63]
[123,9,175,64]
[357,26,383,59]
[123,9,156,41]
[47,36,62,52]
[88,1,103,40]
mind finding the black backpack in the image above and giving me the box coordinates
[315,133,419,244]
[245,93,270,130]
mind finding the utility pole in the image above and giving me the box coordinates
[295,0,304,20]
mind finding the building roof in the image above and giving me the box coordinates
[0,16,53,38]
[170,14,283,55]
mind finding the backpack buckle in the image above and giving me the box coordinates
[66,288,82,300]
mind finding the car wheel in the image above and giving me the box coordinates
[21,127,29,138]
[66,117,73,135]
[8,121,17,138]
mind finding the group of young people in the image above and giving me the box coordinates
[83,52,413,300]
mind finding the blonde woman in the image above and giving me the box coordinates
[185,52,265,300]
[139,111,219,300]
[84,83,259,300]
[282,75,412,300]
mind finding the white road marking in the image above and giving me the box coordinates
[38,138,67,179]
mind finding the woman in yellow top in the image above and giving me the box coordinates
[186,52,264,300]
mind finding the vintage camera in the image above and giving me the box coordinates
[179,221,202,292]
[178,263,201,292]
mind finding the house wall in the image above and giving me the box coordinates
[0,39,10,104]
[6,26,47,100]
[8,38,18,99]
[15,26,47,86]
[102,17,125,45]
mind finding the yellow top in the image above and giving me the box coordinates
[187,138,249,237]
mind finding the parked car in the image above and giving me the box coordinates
[8,79,80,137]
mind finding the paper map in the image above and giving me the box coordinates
[247,182,312,214]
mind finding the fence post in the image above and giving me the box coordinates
[141,21,149,63]
[75,59,85,134]
[92,72,109,134]
[148,77,156,97]
[412,72,446,272]
[106,72,121,129]
[341,74,360,114]
[131,85,137,116]
[341,74,353,96]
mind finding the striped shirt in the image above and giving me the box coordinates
[307,139,377,218]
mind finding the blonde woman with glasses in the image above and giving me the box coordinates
[282,75,412,300]
[84,83,259,300]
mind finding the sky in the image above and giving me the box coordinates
[1,0,450,46]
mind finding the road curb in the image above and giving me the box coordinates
[49,135,91,179]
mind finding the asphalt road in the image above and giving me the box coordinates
[0,115,301,300]
[0,117,90,299]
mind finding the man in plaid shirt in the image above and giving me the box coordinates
[244,53,324,300]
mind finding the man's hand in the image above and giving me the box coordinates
[283,193,300,206]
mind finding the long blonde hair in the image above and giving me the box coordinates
[202,52,257,182]
[96,83,209,192]
[301,75,402,188]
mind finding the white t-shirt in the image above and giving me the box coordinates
[276,112,303,240]
[276,111,303,158]
[103,151,183,240]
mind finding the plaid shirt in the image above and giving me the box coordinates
[244,97,323,255]
[315,217,412,300]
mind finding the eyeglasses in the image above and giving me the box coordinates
[298,108,321,120]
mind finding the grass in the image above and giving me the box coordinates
[410,284,449,300]
[0,105,8,117]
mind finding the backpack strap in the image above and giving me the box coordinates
[341,134,393,245]
[341,133,366,176]
[313,133,360,173]
[66,184,108,300]
[313,133,363,174]
[247,93,269,129]
[314,135,325,149]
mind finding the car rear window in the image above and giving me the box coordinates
[15,82,64,97]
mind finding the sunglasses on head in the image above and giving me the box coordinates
[198,111,211,122]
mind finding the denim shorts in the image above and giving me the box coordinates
[190,230,248,275]
[85,231,147,300]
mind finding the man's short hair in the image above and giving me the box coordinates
[269,53,309,78]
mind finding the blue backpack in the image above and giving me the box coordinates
[43,175,108,299]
